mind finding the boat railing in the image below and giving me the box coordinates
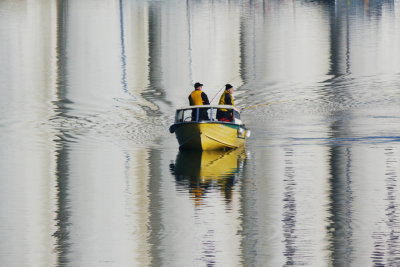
[174,105,242,124]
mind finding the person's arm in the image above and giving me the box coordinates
[201,92,210,105]
[189,95,194,105]
[225,93,232,105]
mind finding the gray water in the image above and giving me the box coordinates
[1,0,400,266]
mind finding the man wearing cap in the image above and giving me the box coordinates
[216,84,235,122]
[188,82,210,121]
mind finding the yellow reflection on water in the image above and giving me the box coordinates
[168,147,247,266]
[171,147,246,206]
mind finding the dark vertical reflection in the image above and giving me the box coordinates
[53,142,72,267]
[382,148,400,266]
[326,1,398,264]
[144,3,176,260]
[238,3,265,266]
[371,148,400,266]
[239,2,256,86]
[328,0,350,76]
[119,0,136,100]
[239,148,258,267]
[238,0,269,93]
[147,149,164,266]
[326,3,354,264]
[186,0,193,83]
[325,0,353,116]
[325,3,355,263]
[282,148,298,266]
[55,0,71,107]
[52,1,72,265]
[119,0,128,97]
[138,4,174,261]
[329,147,354,267]
[143,1,171,111]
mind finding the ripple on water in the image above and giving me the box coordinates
[241,73,400,120]
[239,74,400,148]
[39,102,173,150]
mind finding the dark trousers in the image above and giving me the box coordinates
[216,110,232,121]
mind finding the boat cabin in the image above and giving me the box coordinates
[174,105,243,125]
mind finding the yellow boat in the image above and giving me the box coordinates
[169,105,250,150]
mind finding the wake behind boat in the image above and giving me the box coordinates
[169,105,250,150]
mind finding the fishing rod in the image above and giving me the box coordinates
[210,75,242,104]
[241,101,278,111]
[241,99,296,111]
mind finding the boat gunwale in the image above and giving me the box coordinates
[172,105,246,127]
[172,121,243,127]
[175,104,242,112]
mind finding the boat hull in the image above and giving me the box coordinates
[173,122,249,150]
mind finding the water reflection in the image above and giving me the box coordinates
[329,147,354,266]
[169,148,246,265]
[171,147,246,206]
[52,142,71,266]
[370,148,399,266]
[1,0,400,266]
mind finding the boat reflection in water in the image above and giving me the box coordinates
[169,147,247,265]
[170,147,246,205]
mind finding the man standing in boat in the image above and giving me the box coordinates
[217,84,235,122]
[189,82,210,121]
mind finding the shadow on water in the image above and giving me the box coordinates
[170,147,246,206]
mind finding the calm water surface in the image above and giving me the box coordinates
[1,0,400,266]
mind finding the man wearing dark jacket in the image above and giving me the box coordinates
[188,82,210,121]
[217,84,235,121]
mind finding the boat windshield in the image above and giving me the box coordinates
[175,106,241,123]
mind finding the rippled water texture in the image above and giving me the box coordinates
[1,0,400,266]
